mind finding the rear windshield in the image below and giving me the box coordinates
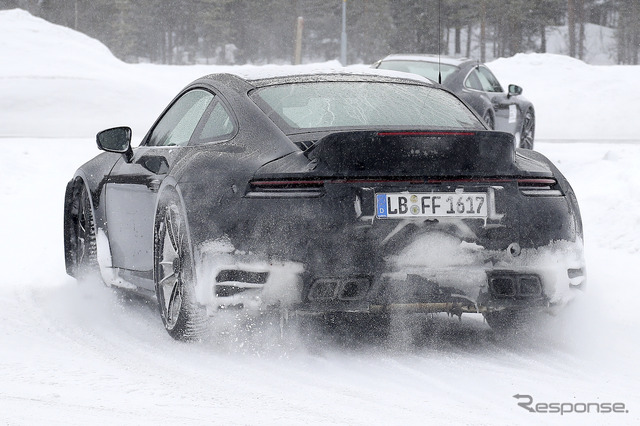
[377,60,459,83]
[250,81,482,133]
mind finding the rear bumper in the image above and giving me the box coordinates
[187,176,584,316]
[193,237,585,317]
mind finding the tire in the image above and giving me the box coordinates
[519,108,535,149]
[154,197,208,341]
[68,182,98,278]
[482,110,495,130]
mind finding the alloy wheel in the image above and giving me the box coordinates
[157,204,185,329]
[520,109,535,149]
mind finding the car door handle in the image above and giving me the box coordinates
[147,179,161,192]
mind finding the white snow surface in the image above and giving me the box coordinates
[1,9,639,425]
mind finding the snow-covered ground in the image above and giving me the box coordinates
[0,9,639,425]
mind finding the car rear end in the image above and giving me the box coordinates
[197,130,584,319]
[194,76,585,321]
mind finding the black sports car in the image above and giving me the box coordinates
[374,54,536,149]
[64,70,584,340]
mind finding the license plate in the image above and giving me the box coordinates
[376,193,487,219]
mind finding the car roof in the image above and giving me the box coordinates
[380,54,475,67]
[198,67,434,90]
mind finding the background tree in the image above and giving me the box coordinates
[347,0,395,63]
[616,0,640,64]
[387,0,442,54]
[441,0,478,56]
[529,0,565,53]
[3,0,635,65]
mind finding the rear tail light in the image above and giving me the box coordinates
[378,131,476,137]
[250,180,324,188]
[518,178,563,196]
[246,180,324,198]
[246,178,426,198]
[247,177,563,198]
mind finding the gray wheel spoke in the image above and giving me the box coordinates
[161,279,177,301]
[167,284,183,324]
[162,238,178,263]
[166,208,181,253]
[159,271,177,287]
[77,236,86,262]
[162,220,179,265]
[159,232,179,323]
[160,273,179,320]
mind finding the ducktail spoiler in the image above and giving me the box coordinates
[307,130,516,176]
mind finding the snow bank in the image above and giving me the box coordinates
[489,53,640,141]
[2,9,639,143]
[0,9,172,138]
[0,9,121,76]
[447,22,617,65]
[543,23,617,65]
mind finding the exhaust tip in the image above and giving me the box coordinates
[308,279,339,301]
[308,277,371,301]
[489,273,542,298]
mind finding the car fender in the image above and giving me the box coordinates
[516,148,583,239]
[64,151,122,274]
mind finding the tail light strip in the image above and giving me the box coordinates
[247,177,563,197]
[517,178,563,196]
[378,131,476,137]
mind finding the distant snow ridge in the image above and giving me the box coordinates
[0,8,123,78]
[489,53,640,141]
[0,9,164,138]
[446,22,617,65]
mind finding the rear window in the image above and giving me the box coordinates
[377,60,459,83]
[250,81,482,132]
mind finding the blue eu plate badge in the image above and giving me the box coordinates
[376,194,387,218]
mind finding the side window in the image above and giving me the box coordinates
[464,70,483,91]
[147,89,214,147]
[478,67,503,92]
[195,101,235,143]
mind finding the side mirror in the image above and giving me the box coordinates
[97,127,133,162]
[508,84,523,97]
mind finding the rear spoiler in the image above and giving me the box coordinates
[306,130,516,176]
